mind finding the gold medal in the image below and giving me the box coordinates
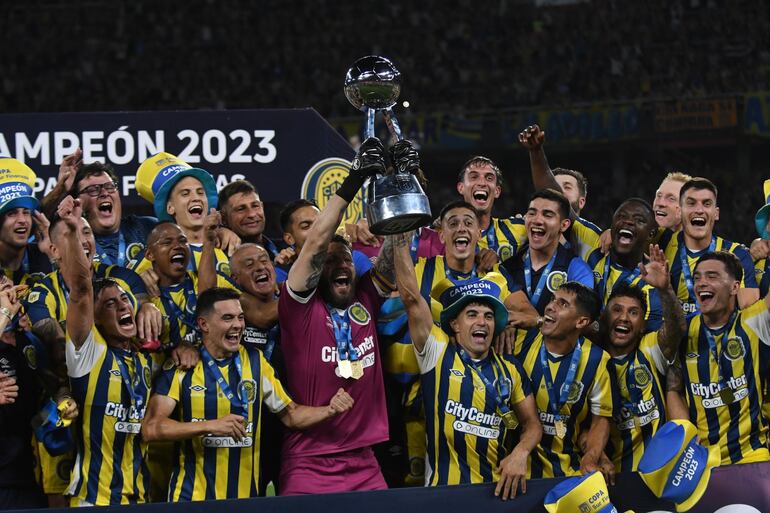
[500,410,519,430]
[555,419,567,439]
[350,360,364,380]
[719,387,735,404]
[337,359,353,379]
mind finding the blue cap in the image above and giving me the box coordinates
[544,472,627,513]
[432,273,509,337]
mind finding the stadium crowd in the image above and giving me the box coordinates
[1,0,768,116]
[1,122,770,509]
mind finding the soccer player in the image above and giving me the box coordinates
[653,172,691,232]
[393,230,541,499]
[664,178,758,314]
[553,168,588,216]
[456,156,526,259]
[518,125,603,262]
[275,199,372,283]
[585,199,666,331]
[143,219,236,354]
[278,137,398,494]
[502,189,594,314]
[680,251,770,465]
[599,245,686,472]
[513,282,613,479]
[415,200,539,326]
[142,287,354,501]
[58,196,156,506]
[218,180,279,259]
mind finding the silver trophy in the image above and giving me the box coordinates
[344,55,432,235]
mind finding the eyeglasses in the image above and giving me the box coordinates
[79,181,118,197]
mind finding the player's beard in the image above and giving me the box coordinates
[319,275,355,309]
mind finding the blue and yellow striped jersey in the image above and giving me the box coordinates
[565,217,603,262]
[24,263,146,327]
[605,333,668,472]
[153,271,238,350]
[153,344,292,501]
[514,332,613,478]
[65,328,155,505]
[2,243,52,288]
[129,244,231,276]
[414,256,513,321]
[664,232,757,316]
[755,258,770,298]
[681,300,770,464]
[416,325,530,486]
[478,217,526,260]
[586,251,664,332]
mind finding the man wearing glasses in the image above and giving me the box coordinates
[71,162,157,267]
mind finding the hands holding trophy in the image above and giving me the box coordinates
[344,56,432,235]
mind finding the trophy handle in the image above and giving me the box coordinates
[365,108,376,140]
[382,108,403,141]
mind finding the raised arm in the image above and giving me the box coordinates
[393,233,433,352]
[58,197,93,348]
[198,209,221,294]
[287,138,385,293]
[640,244,685,360]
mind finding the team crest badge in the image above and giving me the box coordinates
[593,271,602,283]
[546,271,567,293]
[23,345,38,370]
[497,244,514,262]
[217,261,231,276]
[564,381,584,404]
[724,337,745,361]
[57,457,74,481]
[162,358,176,371]
[126,243,144,262]
[348,302,371,325]
[143,366,152,388]
[27,291,40,304]
[301,158,362,226]
[239,379,258,404]
[633,364,652,388]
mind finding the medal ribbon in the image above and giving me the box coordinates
[703,309,739,397]
[483,221,498,252]
[328,306,359,363]
[201,347,248,417]
[112,350,146,407]
[679,232,716,309]
[457,348,512,418]
[443,257,478,283]
[95,231,126,266]
[160,277,199,346]
[524,249,557,306]
[611,355,644,417]
[598,254,642,304]
[539,338,583,422]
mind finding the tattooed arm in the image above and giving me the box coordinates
[286,195,348,294]
[371,234,397,294]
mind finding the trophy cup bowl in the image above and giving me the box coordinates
[344,56,432,235]
[344,56,401,111]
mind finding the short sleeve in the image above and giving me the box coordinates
[590,355,614,417]
[109,266,148,297]
[567,256,595,289]
[569,217,602,262]
[643,287,664,333]
[215,272,240,290]
[414,324,447,374]
[743,300,770,346]
[65,328,106,378]
[735,245,759,289]
[153,366,180,402]
[638,332,667,374]
[25,283,56,325]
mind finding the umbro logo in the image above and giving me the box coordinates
[189,385,206,392]
[449,369,464,377]
[109,369,121,377]
[686,352,699,360]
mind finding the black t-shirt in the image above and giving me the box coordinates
[0,332,43,487]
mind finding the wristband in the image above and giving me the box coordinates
[335,173,366,203]
[0,307,11,322]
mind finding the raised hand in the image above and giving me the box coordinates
[350,137,386,180]
[389,139,420,174]
[518,125,545,152]
[56,196,83,230]
[207,414,247,440]
[58,148,82,193]
[203,208,222,244]
[0,373,19,405]
[639,244,670,290]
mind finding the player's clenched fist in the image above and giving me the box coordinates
[327,387,355,416]
[518,124,545,151]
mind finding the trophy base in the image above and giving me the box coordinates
[367,191,433,235]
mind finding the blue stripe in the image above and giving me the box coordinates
[108,356,130,505]
[456,349,474,483]
[226,355,242,499]
[179,371,197,501]
[525,341,548,478]
[734,320,764,455]
[420,258,437,305]
[422,364,438,485]
[202,366,219,499]
[433,348,453,485]
[497,220,518,253]
[694,320,722,447]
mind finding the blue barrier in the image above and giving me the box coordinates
[18,462,770,513]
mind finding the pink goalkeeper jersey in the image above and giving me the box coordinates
[279,273,388,457]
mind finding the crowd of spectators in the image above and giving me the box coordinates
[1,0,768,116]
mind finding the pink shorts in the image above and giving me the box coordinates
[279,446,387,495]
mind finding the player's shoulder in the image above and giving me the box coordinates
[573,216,602,235]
